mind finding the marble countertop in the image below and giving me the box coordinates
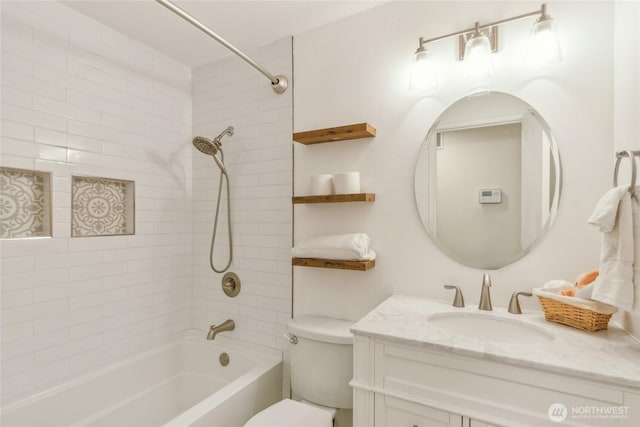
[351,295,640,389]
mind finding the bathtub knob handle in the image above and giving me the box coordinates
[222,272,241,297]
[284,333,298,345]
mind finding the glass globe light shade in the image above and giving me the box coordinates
[463,32,493,80]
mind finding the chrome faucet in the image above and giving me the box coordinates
[478,273,492,311]
[207,319,235,340]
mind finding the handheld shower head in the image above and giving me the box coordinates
[193,125,235,175]
[193,138,228,175]
[193,126,234,157]
[192,136,219,156]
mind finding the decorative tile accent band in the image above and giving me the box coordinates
[1,167,52,239]
[71,176,135,237]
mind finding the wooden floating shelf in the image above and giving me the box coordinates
[292,258,375,271]
[293,193,375,204]
[293,123,376,145]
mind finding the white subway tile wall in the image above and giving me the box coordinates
[0,1,192,399]
[191,37,292,358]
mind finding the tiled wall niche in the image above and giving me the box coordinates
[71,176,135,237]
[0,167,51,239]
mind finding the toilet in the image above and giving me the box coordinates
[244,315,354,427]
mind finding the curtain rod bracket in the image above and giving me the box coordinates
[272,75,288,94]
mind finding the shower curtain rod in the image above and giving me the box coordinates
[155,0,288,94]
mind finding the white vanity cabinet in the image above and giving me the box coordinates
[352,335,638,427]
[350,296,640,427]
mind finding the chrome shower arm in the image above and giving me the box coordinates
[155,0,288,94]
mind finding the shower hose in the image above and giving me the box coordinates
[209,150,233,273]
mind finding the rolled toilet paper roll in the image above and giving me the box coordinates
[334,172,360,194]
[310,174,334,195]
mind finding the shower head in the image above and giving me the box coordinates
[192,126,234,156]
[192,136,219,156]
[193,126,234,174]
[192,137,228,175]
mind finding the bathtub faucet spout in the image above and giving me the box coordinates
[207,319,235,340]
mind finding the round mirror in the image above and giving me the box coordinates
[414,92,561,269]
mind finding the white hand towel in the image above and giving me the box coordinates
[292,233,376,261]
[588,186,629,232]
[588,185,635,311]
[633,186,640,310]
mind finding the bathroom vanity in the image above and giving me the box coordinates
[350,295,640,427]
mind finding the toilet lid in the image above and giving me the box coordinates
[244,399,333,427]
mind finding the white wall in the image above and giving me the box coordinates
[0,1,192,401]
[293,1,615,321]
[190,37,292,384]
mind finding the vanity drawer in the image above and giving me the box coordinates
[375,394,462,427]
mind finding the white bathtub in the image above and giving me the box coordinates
[0,332,282,427]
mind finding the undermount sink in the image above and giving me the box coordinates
[427,312,555,344]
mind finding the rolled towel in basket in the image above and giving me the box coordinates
[293,233,376,261]
[558,269,600,297]
[542,279,573,293]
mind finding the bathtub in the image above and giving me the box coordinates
[0,332,282,427]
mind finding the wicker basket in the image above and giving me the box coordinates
[536,295,613,332]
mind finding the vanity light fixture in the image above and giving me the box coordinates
[410,3,561,90]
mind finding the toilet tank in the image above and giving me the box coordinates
[288,315,353,409]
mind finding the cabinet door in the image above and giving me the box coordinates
[466,418,500,427]
[375,394,462,427]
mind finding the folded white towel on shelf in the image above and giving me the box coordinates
[292,233,376,261]
[588,185,637,311]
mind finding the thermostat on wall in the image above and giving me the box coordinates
[479,189,502,204]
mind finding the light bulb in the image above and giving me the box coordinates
[463,31,493,80]
[526,16,562,67]
[410,48,438,92]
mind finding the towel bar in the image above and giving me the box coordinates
[614,150,639,195]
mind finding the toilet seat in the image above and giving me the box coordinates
[244,399,333,427]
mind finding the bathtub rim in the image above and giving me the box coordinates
[161,348,283,427]
[0,329,282,415]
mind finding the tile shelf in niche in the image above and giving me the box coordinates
[71,176,135,237]
[0,167,52,239]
